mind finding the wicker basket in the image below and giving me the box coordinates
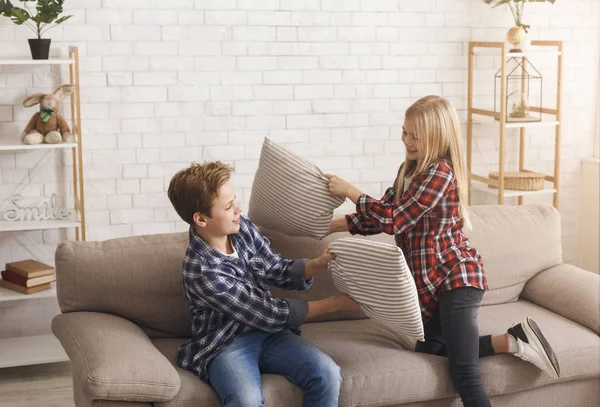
[488,171,546,191]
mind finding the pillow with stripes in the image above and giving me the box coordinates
[248,137,345,239]
[328,237,424,350]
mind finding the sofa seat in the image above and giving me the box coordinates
[152,300,600,407]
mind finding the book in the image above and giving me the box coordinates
[0,279,52,295]
[1,270,55,288]
[5,259,54,279]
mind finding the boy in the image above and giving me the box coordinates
[167,161,359,407]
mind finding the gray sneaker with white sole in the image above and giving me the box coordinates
[507,316,561,379]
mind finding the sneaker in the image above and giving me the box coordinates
[507,317,561,378]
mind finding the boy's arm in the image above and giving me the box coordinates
[190,267,308,332]
[355,161,454,235]
[246,220,313,291]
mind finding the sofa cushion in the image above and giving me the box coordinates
[52,312,181,403]
[152,300,600,407]
[307,300,600,406]
[261,222,397,322]
[55,232,192,338]
[462,204,562,305]
[329,237,424,350]
[248,137,345,239]
[477,301,600,390]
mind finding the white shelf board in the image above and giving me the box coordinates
[0,282,56,302]
[0,58,73,66]
[505,120,559,129]
[473,50,562,58]
[0,219,80,232]
[0,335,68,368]
[507,51,561,58]
[471,179,557,198]
[472,118,560,129]
[0,140,77,152]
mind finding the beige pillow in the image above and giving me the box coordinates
[248,137,345,239]
[329,237,424,350]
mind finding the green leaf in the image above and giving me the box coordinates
[53,14,70,25]
[9,7,30,24]
[0,0,14,16]
[36,0,63,23]
[491,0,513,8]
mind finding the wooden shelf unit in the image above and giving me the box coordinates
[467,40,563,208]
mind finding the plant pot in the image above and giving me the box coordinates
[506,26,526,53]
[28,38,51,60]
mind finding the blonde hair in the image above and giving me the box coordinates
[167,161,234,225]
[395,96,471,228]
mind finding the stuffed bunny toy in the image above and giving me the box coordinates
[21,84,75,145]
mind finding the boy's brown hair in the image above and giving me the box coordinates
[167,161,234,225]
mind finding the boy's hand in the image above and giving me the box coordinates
[333,293,361,312]
[317,249,336,270]
[306,293,361,321]
[305,249,336,279]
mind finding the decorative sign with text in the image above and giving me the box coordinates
[2,194,71,222]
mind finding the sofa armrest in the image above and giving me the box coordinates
[522,264,600,335]
[52,312,181,402]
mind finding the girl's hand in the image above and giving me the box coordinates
[328,218,349,235]
[323,174,352,198]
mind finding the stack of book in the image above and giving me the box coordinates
[0,260,55,295]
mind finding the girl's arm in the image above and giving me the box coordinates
[325,186,396,236]
[344,187,397,235]
[327,161,454,235]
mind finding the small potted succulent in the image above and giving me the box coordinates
[483,0,557,52]
[0,0,72,60]
[508,90,529,118]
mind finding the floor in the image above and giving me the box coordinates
[0,362,74,407]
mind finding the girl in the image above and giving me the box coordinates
[325,95,560,407]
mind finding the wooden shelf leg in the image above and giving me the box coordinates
[467,43,474,206]
[499,43,507,205]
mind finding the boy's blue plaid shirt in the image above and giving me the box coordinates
[177,215,312,380]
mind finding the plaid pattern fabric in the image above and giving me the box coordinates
[346,159,488,322]
[177,215,312,380]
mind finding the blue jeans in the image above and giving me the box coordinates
[206,329,342,407]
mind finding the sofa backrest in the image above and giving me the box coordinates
[55,232,192,338]
[265,204,562,309]
[54,204,562,337]
[465,204,562,305]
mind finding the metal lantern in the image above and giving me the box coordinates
[494,57,543,122]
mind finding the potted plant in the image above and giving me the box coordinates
[0,0,72,60]
[509,92,529,118]
[483,0,556,52]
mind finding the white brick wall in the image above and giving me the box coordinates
[0,0,599,337]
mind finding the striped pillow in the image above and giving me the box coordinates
[248,137,345,239]
[328,237,424,349]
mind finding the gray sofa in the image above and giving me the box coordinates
[52,204,600,407]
